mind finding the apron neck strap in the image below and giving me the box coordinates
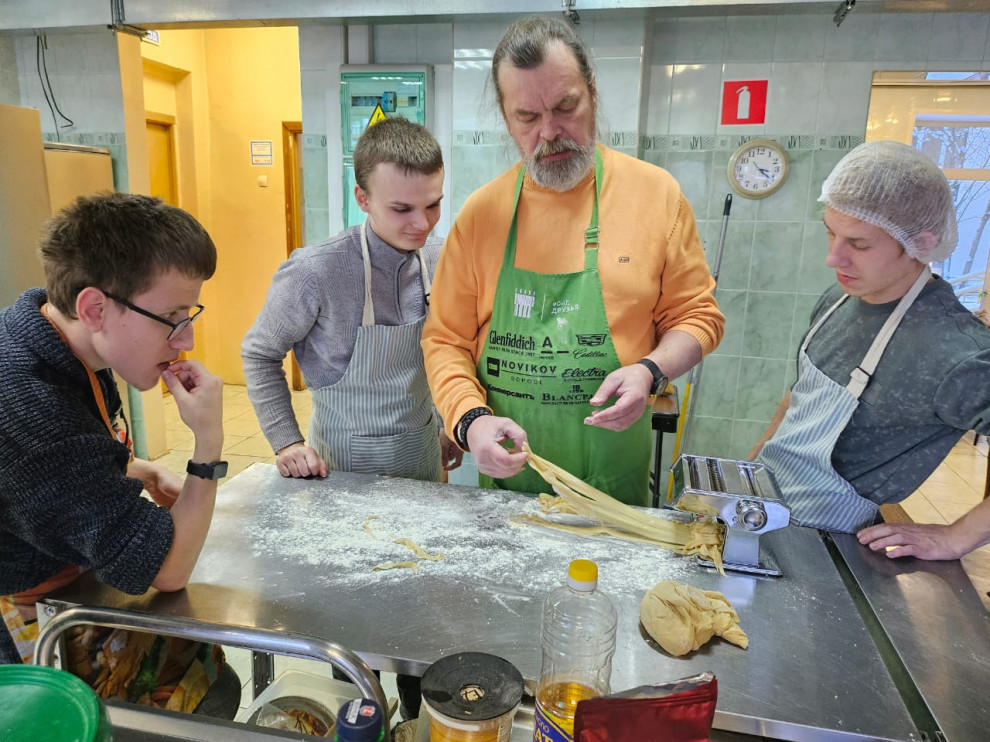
[505,145,603,266]
[359,221,430,326]
[847,265,931,396]
[803,267,931,399]
[40,302,131,452]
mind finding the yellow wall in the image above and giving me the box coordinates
[201,27,302,383]
[140,27,301,383]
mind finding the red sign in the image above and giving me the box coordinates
[721,80,768,125]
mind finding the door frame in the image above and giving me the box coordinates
[282,121,305,391]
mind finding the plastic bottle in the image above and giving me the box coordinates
[532,559,617,742]
[335,697,385,742]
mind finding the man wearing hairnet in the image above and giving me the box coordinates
[750,140,990,561]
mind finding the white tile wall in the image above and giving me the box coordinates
[928,12,990,62]
[451,60,494,131]
[651,19,677,64]
[817,61,874,134]
[824,13,880,62]
[452,21,502,57]
[725,16,777,63]
[594,56,643,133]
[765,62,822,132]
[670,63,721,133]
[587,17,645,59]
[875,13,934,62]
[644,64,673,134]
[14,32,125,135]
[674,17,726,63]
[773,15,827,62]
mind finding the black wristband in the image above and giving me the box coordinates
[635,358,668,396]
[456,407,492,451]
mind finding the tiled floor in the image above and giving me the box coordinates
[152,385,990,710]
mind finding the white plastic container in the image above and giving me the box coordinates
[235,669,362,726]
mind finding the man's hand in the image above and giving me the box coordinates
[466,415,529,479]
[857,522,965,561]
[161,360,223,449]
[584,362,653,431]
[276,442,328,478]
[440,430,463,471]
[128,458,182,508]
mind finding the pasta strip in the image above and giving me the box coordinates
[523,444,725,574]
[393,538,445,561]
[372,561,419,572]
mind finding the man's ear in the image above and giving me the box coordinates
[75,287,108,332]
[354,185,371,215]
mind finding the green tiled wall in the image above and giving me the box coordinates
[663,136,859,460]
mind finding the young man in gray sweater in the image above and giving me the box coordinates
[242,116,461,482]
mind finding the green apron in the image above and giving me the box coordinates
[477,149,652,506]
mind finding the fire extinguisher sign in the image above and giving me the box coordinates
[721,80,768,125]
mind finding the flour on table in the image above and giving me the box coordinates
[245,477,700,598]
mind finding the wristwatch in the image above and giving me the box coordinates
[186,460,229,480]
[635,358,668,396]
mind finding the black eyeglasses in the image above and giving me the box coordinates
[103,291,205,341]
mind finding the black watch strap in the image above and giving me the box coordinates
[635,358,668,396]
[186,460,229,480]
[455,407,492,451]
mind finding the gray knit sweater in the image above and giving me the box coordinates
[242,224,442,453]
[1,289,173,663]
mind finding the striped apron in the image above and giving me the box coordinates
[308,221,441,482]
[758,268,930,533]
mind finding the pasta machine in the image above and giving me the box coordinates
[668,454,790,577]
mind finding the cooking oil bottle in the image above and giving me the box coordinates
[532,559,617,742]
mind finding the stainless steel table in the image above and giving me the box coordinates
[45,464,950,741]
[831,533,990,742]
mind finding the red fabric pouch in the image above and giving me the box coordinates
[573,673,718,742]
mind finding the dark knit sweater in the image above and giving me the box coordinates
[1,289,173,663]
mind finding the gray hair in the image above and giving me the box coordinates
[491,16,596,113]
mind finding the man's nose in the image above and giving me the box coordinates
[170,325,195,351]
[539,114,561,143]
[410,209,429,230]
[825,243,848,268]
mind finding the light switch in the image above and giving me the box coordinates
[257,175,269,188]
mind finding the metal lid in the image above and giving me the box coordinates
[421,652,524,722]
[0,665,110,742]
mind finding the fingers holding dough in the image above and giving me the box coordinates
[640,581,748,657]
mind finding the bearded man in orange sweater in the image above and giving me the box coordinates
[422,16,724,506]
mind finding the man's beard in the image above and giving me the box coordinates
[521,136,596,192]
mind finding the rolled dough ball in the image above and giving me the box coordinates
[640,580,748,657]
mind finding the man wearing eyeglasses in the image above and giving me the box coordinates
[0,193,235,713]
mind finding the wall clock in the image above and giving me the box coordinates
[727,139,789,199]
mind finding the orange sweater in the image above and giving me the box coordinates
[423,145,724,437]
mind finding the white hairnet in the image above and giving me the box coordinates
[819,140,958,263]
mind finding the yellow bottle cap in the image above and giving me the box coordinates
[568,559,598,590]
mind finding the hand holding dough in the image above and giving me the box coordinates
[640,581,748,657]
